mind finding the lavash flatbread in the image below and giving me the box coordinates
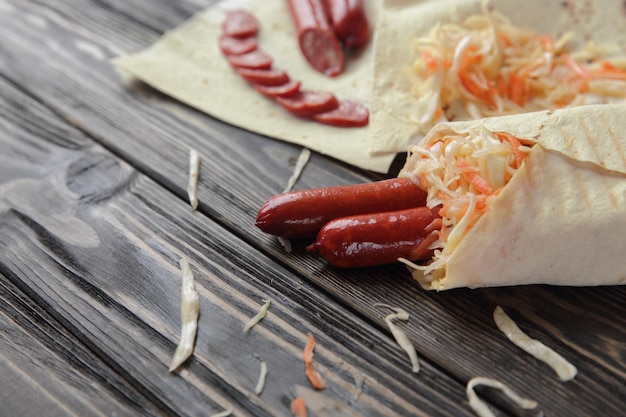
[114,0,395,173]
[371,0,626,156]
[399,104,626,290]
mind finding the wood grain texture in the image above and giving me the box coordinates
[1,0,625,416]
[0,62,474,416]
[0,274,163,417]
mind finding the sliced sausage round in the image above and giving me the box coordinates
[275,90,339,117]
[228,50,273,70]
[254,80,302,97]
[237,68,290,86]
[219,35,258,56]
[314,100,369,127]
[222,10,259,39]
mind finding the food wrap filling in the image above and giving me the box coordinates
[400,104,626,290]
[371,0,626,155]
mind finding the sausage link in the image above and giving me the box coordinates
[323,0,370,48]
[287,0,344,77]
[306,207,440,268]
[255,178,428,239]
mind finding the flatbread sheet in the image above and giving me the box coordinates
[371,0,626,155]
[399,104,626,290]
[115,0,396,173]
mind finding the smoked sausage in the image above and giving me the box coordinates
[286,0,344,77]
[323,0,370,48]
[255,178,428,239]
[306,206,441,268]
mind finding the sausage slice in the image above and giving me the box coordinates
[276,90,339,117]
[314,100,369,127]
[222,10,259,39]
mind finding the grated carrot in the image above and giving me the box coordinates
[495,132,525,168]
[290,397,307,417]
[590,61,626,80]
[303,333,315,363]
[409,10,626,132]
[456,160,493,195]
[561,54,590,78]
[422,50,438,72]
[303,333,326,390]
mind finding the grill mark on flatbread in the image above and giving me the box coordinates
[608,187,621,209]
[573,168,593,212]
[598,111,626,170]
[577,116,604,167]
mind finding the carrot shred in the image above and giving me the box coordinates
[303,333,326,390]
[303,333,315,363]
[541,35,555,53]
[422,50,438,72]
[589,62,626,80]
[500,33,513,47]
[290,397,307,417]
[561,54,590,78]
[495,132,525,168]
[305,363,327,390]
[459,73,495,107]
[456,160,493,195]
[508,72,527,106]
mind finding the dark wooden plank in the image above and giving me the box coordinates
[0,72,474,415]
[0,274,164,417]
[2,0,626,416]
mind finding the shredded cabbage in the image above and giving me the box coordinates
[403,127,533,283]
[283,148,311,193]
[375,303,420,373]
[410,10,626,133]
[187,149,200,210]
[494,306,577,381]
[208,408,233,417]
[243,299,271,332]
[466,377,538,417]
[254,356,268,395]
[169,258,200,372]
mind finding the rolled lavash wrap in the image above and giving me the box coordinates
[398,104,626,290]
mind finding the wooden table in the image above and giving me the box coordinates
[1,0,625,416]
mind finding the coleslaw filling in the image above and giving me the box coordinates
[410,10,626,133]
[402,126,533,284]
